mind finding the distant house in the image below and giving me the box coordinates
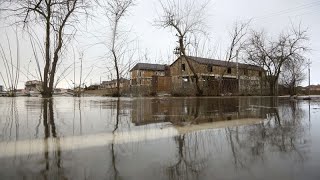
[130,63,172,95]
[170,56,265,95]
[54,88,68,94]
[86,84,100,90]
[130,63,168,86]
[0,85,3,92]
[100,78,129,90]
[309,85,320,91]
[25,80,43,93]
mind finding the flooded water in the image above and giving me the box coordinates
[0,96,320,180]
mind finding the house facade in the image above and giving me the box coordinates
[130,63,171,95]
[170,56,265,95]
[130,63,167,86]
[25,80,43,94]
[0,85,3,92]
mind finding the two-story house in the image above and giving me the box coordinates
[25,80,43,94]
[170,56,265,95]
[130,63,167,86]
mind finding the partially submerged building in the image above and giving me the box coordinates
[170,56,265,95]
[25,80,43,94]
[129,56,266,96]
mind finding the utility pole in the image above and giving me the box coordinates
[308,59,311,98]
[236,49,240,94]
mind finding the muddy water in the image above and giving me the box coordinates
[0,96,319,180]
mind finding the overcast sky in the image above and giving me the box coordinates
[0,0,319,89]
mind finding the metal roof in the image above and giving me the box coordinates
[187,56,264,71]
[130,63,166,72]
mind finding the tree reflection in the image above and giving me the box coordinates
[41,98,64,179]
[224,97,309,170]
[108,97,121,180]
[167,98,208,180]
[167,134,208,180]
[2,98,19,141]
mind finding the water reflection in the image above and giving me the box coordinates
[41,99,65,179]
[109,98,120,180]
[1,98,19,141]
[0,97,318,180]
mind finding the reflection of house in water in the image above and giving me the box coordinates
[131,98,271,127]
[25,80,42,94]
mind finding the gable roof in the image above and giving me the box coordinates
[130,63,166,72]
[173,56,263,71]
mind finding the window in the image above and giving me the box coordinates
[244,69,248,76]
[227,67,232,74]
[138,71,142,77]
[259,71,262,77]
[181,64,186,71]
[207,65,213,72]
[182,77,189,82]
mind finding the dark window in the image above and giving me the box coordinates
[259,71,262,77]
[181,64,186,71]
[207,65,213,72]
[244,69,248,76]
[227,67,232,74]
[139,71,142,77]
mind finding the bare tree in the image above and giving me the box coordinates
[279,58,306,96]
[245,25,309,96]
[0,32,20,97]
[155,0,210,95]
[219,21,250,95]
[96,0,135,97]
[1,0,89,97]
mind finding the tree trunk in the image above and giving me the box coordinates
[112,50,120,97]
[111,17,120,97]
[179,36,202,96]
[269,78,278,96]
[42,8,51,98]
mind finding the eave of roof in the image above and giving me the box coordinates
[130,63,166,72]
[170,56,264,71]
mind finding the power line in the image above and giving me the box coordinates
[252,0,320,21]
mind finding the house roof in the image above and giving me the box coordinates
[176,56,263,71]
[130,63,166,72]
[102,78,129,85]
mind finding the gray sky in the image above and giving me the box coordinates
[0,0,319,89]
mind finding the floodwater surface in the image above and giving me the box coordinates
[0,96,320,180]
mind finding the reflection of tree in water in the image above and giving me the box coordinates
[225,97,309,170]
[1,98,19,141]
[167,98,209,180]
[41,99,65,179]
[108,97,121,180]
[167,134,209,180]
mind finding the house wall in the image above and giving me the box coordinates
[152,76,172,93]
[131,70,165,86]
[25,81,43,93]
[170,56,262,78]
